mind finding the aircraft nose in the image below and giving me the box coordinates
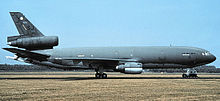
[206,53,216,63]
[210,54,216,62]
[200,52,216,64]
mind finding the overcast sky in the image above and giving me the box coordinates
[0,0,219,67]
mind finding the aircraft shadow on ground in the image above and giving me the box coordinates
[0,77,220,81]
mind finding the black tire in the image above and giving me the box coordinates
[182,74,187,78]
[95,73,101,78]
[102,73,107,79]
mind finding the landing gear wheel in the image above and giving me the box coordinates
[182,74,187,78]
[95,73,107,79]
[94,66,108,79]
[102,73,107,79]
[95,73,101,78]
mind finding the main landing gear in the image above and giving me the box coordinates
[95,73,107,79]
[182,68,198,78]
[95,66,107,79]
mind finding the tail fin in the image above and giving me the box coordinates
[10,12,44,37]
[7,12,58,50]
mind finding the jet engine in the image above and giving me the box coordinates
[115,62,143,74]
[7,36,58,50]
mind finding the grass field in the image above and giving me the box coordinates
[0,72,220,101]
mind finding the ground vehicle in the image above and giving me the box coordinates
[182,69,198,78]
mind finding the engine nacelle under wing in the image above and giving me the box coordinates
[116,62,143,74]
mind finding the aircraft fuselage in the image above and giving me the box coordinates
[37,46,216,69]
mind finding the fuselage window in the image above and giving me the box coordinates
[182,52,196,56]
[182,53,190,56]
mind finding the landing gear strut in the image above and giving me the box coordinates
[182,68,198,78]
[95,66,107,79]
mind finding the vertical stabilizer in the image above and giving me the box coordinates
[10,12,44,37]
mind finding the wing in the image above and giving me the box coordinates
[57,57,139,68]
[3,48,139,69]
[3,48,50,61]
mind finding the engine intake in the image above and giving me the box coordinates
[7,36,58,50]
[116,62,143,74]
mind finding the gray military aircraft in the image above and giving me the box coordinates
[3,12,216,78]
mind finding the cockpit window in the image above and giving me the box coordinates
[202,52,211,56]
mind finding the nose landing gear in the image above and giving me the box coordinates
[182,68,198,78]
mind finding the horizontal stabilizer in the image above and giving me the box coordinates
[3,48,50,61]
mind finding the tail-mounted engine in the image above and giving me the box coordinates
[7,36,58,50]
[115,62,143,74]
